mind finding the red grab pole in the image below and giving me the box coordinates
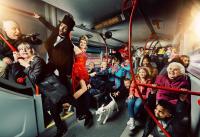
[127,0,171,136]
[137,83,200,96]
[0,33,40,95]
[144,34,158,51]
[0,33,17,51]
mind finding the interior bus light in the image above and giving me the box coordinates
[192,12,200,37]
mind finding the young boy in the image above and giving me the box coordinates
[142,97,189,137]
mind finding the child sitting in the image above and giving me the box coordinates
[127,67,152,130]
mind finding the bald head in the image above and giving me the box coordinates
[2,20,21,40]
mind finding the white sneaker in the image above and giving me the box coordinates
[129,123,136,130]
[127,118,134,126]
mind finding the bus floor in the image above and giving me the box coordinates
[38,101,146,137]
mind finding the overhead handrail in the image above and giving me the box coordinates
[126,0,171,136]
[144,33,158,51]
[0,34,17,51]
[148,39,158,50]
[137,83,200,96]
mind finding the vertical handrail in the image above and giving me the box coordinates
[126,0,171,136]
[0,34,39,95]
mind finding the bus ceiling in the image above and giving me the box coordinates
[0,0,198,49]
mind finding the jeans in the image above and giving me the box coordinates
[127,97,142,118]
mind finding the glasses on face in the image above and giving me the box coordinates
[17,47,31,51]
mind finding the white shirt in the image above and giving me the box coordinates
[54,35,65,47]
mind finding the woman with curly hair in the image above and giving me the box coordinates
[72,35,93,127]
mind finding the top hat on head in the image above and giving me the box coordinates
[60,13,75,31]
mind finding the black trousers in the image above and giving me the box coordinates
[41,74,77,129]
[76,91,91,118]
[58,73,91,118]
[42,95,63,128]
[58,73,72,94]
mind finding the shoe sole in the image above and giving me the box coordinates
[128,125,136,130]
[129,127,136,130]
[127,122,133,126]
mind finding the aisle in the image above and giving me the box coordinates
[66,104,128,137]
[39,102,129,137]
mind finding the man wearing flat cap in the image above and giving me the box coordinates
[33,13,76,137]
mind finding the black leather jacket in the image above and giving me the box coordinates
[12,56,68,104]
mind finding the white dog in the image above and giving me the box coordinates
[96,93,119,124]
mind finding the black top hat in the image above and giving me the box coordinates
[60,13,75,31]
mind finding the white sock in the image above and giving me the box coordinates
[130,118,135,125]
[130,117,134,121]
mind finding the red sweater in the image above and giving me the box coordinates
[129,77,152,99]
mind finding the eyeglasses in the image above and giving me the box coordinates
[17,47,31,51]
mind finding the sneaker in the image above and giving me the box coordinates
[127,119,134,126]
[129,123,136,130]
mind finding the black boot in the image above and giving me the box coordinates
[44,116,53,128]
[54,122,68,137]
[84,112,93,128]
